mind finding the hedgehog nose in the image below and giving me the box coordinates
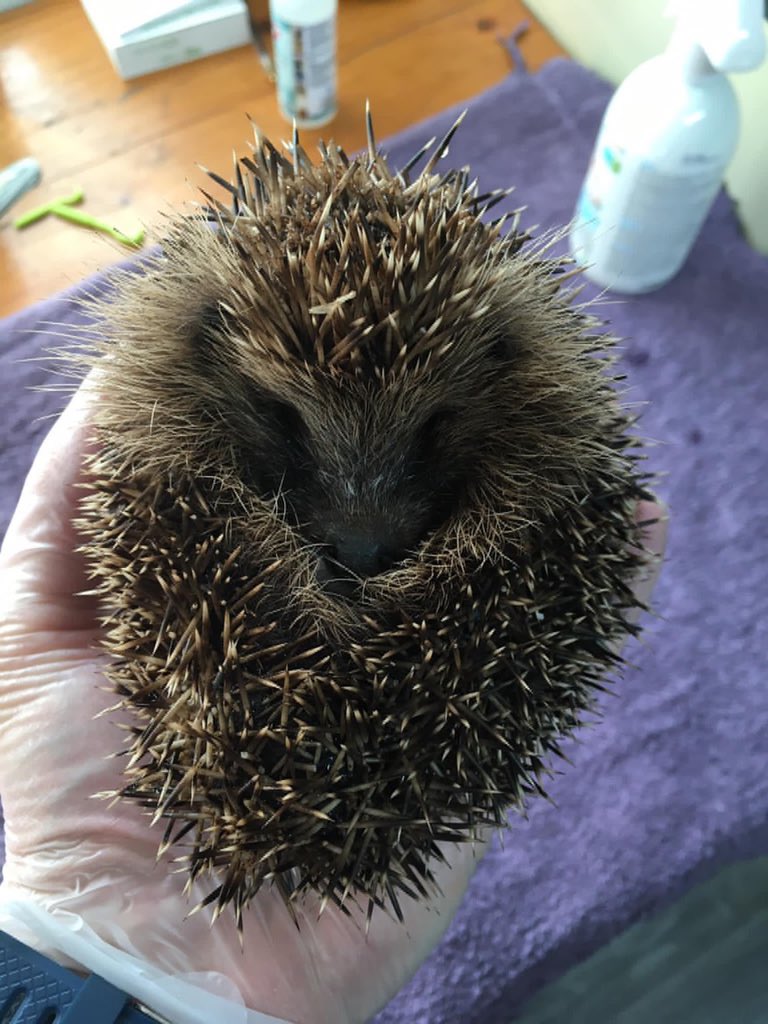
[317,529,398,596]
[327,531,395,577]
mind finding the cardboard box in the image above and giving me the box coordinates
[81,0,253,80]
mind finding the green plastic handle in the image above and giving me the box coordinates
[50,205,145,247]
[13,188,84,228]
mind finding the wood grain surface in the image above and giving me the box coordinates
[0,0,563,317]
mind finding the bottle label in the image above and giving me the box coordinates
[272,16,336,126]
[572,137,726,290]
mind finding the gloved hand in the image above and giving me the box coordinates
[0,378,667,1024]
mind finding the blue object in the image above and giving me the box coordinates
[0,930,159,1023]
[0,158,41,219]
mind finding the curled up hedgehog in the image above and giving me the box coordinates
[74,109,656,930]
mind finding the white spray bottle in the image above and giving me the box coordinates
[569,0,766,293]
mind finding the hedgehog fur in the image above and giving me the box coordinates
[74,111,653,929]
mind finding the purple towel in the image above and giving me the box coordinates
[1,59,767,1022]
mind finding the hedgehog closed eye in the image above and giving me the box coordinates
[421,407,458,438]
[234,395,311,496]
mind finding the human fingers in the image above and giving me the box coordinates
[0,374,100,635]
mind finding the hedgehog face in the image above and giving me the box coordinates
[235,388,461,587]
[190,301,507,594]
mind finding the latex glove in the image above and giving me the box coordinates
[0,378,667,1024]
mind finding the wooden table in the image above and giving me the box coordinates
[0,0,563,318]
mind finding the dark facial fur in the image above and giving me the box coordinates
[183,290,509,595]
[74,119,653,924]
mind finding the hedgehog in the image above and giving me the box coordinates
[73,109,654,931]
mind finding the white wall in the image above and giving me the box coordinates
[526,0,768,253]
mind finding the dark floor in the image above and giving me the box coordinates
[516,857,768,1024]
